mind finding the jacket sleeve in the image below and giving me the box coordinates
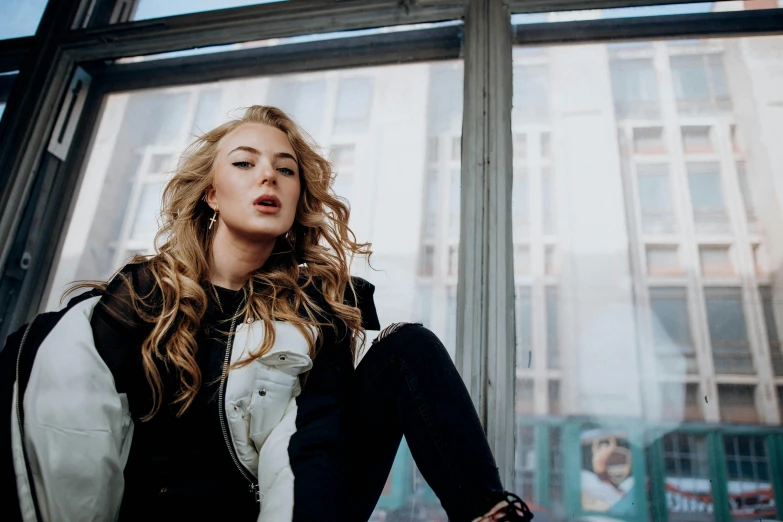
[22,296,134,522]
[347,277,381,331]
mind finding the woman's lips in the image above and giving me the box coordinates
[254,203,281,215]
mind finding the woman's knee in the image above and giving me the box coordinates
[371,323,449,359]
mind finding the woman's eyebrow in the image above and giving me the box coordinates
[229,145,260,155]
[228,147,296,163]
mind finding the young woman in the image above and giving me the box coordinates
[13,106,533,521]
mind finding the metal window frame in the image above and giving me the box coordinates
[1,0,782,497]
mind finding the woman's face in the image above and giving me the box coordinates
[207,123,301,242]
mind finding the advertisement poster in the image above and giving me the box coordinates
[665,478,777,521]
[580,428,635,516]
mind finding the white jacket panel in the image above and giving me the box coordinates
[225,320,313,480]
[20,296,134,522]
[256,399,298,522]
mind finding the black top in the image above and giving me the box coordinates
[89,261,381,520]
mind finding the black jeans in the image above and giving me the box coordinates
[348,323,504,522]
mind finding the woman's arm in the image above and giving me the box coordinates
[21,295,134,522]
[21,263,155,521]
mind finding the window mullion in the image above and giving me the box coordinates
[456,0,515,488]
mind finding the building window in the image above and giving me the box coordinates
[513,168,529,238]
[699,245,734,277]
[517,379,534,414]
[546,286,559,369]
[731,124,744,154]
[646,245,681,276]
[516,425,536,503]
[610,58,660,119]
[549,380,561,415]
[331,143,356,168]
[514,245,531,276]
[637,164,677,234]
[334,77,374,133]
[130,182,165,244]
[542,168,556,235]
[516,286,532,368]
[670,54,732,115]
[541,132,552,158]
[513,65,549,123]
[148,153,174,175]
[451,136,461,161]
[267,78,327,135]
[681,125,714,154]
[660,383,702,421]
[545,245,558,276]
[426,136,438,163]
[423,170,438,239]
[662,433,712,520]
[760,286,783,377]
[330,144,356,193]
[649,287,697,374]
[514,133,527,159]
[705,287,753,374]
[723,435,774,518]
[633,127,666,154]
[189,88,222,136]
[419,244,435,276]
[719,385,759,424]
[687,162,730,234]
[448,245,458,276]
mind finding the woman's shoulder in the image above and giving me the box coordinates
[296,271,380,330]
[100,259,161,315]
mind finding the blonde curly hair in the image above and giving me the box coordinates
[94,105,371,420]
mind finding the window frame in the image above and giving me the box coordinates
[0,0,782,496]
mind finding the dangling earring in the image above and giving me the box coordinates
[209,209,219,230]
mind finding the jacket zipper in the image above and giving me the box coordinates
[218,305,261,502]
[14,323,33,449]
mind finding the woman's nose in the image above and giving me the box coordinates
[258,161,277,185]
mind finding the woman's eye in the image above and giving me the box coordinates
[232,161,253,169]
[278,167,295,176]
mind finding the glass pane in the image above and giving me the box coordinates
[132,0,285,21]
[611,59,660,119]
[687,162,730,234]
[0,0,48,40]
[512,28,783,522]
[646,245,681,276]
[719,385,759,424]
[705,287,754,374]
[47,58,463,521]
[760,286,783,376]
[699,245,734,276]
[649,287,697,375]
[723,434,777,520]
[637,164,677,234]
[662,433,712,521]
[512,1,780,25]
